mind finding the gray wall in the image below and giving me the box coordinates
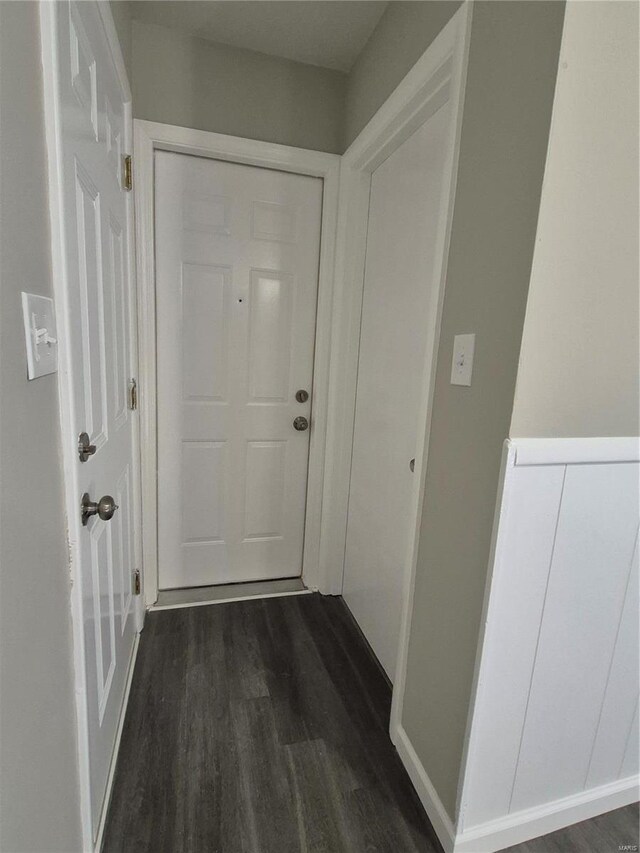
[344,1,461,148]
[510,0,639,438]
[131,20,346,153]
[0,3,82,851]
[110,0,133,80]
[397,1,565,818]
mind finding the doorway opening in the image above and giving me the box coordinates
[135,121,341,608]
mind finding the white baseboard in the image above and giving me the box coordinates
[392,723,456,853]
[393,720,638,853]
[150,587,313,612]
[455,774,640,852]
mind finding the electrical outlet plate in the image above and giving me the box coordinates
[451,333,475,386]
[21,292,58,380]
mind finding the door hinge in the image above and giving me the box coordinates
[133,569,141,596]
[128,377,137,411]
[122,154,132,191]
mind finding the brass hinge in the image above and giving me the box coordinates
[128,378,137,411]
[122,154,132,191]
[133,569,141,596]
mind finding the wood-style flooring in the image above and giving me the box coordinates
[103,593,639,853]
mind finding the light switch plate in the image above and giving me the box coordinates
[21,292,58,380]
[451,333,475,386]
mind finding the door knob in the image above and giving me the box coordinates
[293,416,309,431]
[81,493,118,526]
[78,432,96,463]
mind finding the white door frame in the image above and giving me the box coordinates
[134,120,340,607]
[40,2,144,850]
[321,1,472,725]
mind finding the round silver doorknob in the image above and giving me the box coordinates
[293,416,309,432]
[78,431,97,463]
[81,493,118,526]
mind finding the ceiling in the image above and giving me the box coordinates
[128,1,389,72]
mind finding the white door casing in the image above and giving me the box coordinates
[40,2,141,845]
[155,152,323,589]
[342,105,452,679]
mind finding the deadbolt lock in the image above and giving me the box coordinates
[81,493,118,526]
[78,432,97,463]
[295,389,309,403]
[293,416,309,432]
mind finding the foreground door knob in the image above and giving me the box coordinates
[293,416,309,431]
[81,493,118,526]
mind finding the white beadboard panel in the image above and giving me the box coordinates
[460,463,566,828]
[510,462,640,811]
[620,700,639,780]
[458,439,640,845]
[586,532,639,788]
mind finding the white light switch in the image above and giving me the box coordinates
[21,292,58,380]
[450,333,475,386]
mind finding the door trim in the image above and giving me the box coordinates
[39,2,144,849]
[134,120,340,606]
[323,2,472,714]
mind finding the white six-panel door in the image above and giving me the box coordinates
[155,152,322,589]
[44,1,139,839]
[343,105,451,679]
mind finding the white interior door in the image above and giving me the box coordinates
[155,152,322,590]
[343,105,451,679]
[44,1,139,839]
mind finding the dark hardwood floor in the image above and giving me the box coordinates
[103,594,639,853]
[103,593,440,852]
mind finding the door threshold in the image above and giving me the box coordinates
[151,577,310,611]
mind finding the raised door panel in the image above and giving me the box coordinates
[252,200,297,243]
[89,518,116,724]
[69,3,98,140]
[185,193,232,236]
[108,213,128,427]
[182,441,226,544]
[244,441,287,541]
[105,96,122,186]
[75,161,108,447]
[248,270,294,403]
[181,264,230,403]
[114,466,133,635]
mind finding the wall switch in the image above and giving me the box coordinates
[21,292,58,380]
[450,333,475,386]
